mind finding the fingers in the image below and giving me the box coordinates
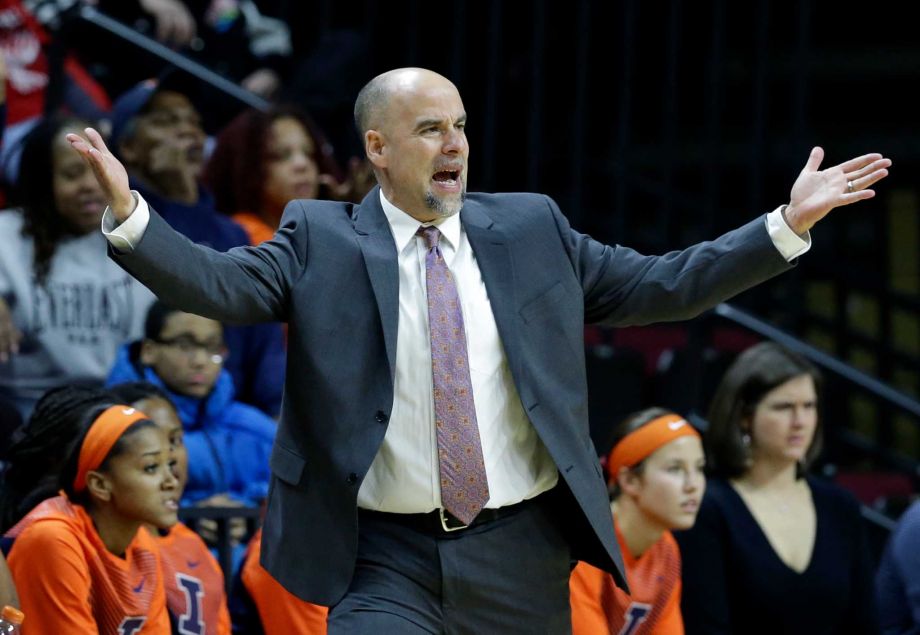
[803,146,824,173]
[83,127,110,153]
[846,157,892,182]
[847,166,890,195]
[838,189,877,206]
[837,152,886,173]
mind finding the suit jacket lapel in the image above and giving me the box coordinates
[462,201,524,392]
[355,188,399,381]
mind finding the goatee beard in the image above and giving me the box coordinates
[425,189,466,218]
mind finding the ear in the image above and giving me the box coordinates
[616,466,643,498]
[86,470,113,503]
[139,339,157,366]
[364,130,387,169]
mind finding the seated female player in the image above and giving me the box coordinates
[570,408,706,634]
[6,402,177,633]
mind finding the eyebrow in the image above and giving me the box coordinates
[414,114,467,131]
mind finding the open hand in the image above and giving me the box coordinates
[66,128,135,223]
[785,147,891,234]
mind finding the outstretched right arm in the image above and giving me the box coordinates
[67,128,303,324]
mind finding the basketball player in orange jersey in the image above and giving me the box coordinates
[570,409,706,635]
[110,381,232,635]
[6,403,176,634]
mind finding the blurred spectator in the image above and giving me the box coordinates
[231,528,328,635]
[109,72,286,416]
[109,380,232,635]
[203,104,373,245]
[0,384,111,532]
[102,0,290,99]
[0,0,110,183]
[0,116,155,417]
[876,499,920,634]
[106,301,275,508]
[570,408,705,634]
[676,342,877,635]
[5,401,175,632]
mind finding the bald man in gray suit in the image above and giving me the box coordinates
[69,67,890,633]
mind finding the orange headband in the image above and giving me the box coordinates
[606,413,700,481]
[73,405,149,493]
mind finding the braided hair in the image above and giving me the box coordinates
[0,385,111,531]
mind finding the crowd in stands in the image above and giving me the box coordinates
[0,1,918,633]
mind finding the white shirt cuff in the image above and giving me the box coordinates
[102,191,149,252]
[766,205,811,261]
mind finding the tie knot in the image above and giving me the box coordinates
[417,225,442,250]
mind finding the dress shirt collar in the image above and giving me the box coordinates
[379,190,462,254]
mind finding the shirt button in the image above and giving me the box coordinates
[374,411,389,423]
[346,473,358,485]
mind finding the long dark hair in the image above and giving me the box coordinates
[11,115,95,286]
[202,104,342,216]
[705,342,824,479]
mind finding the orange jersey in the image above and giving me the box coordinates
[570,521,683,635]
[231,212,275,245]
[155,523,231,635]
[6,496,170,634]
[240,529,328,634]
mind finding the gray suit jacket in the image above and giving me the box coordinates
[114,187,790,605]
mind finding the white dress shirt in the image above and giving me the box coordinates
[104,193,810,513]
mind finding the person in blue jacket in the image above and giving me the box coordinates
[107,300,276,508]
[107,72,286,417]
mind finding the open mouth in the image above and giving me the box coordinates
[432,168,462,189]
[164,498,179,511]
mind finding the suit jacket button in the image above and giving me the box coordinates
[346,473,358,485]
[374,411,388,423]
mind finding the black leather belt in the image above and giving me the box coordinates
[360,496,539,536]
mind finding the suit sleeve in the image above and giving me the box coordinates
[8,523,100,635]
[110,199,312,324]
[544,196,792,326]
[674,497,732,635]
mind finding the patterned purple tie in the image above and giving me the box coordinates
[418,225,490,525]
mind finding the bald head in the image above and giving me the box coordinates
[354,68,457,136]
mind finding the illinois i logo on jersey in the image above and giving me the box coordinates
[618,602,652,635]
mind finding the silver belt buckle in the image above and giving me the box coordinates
[439,508,468,532]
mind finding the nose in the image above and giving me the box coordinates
[443,127,466,154]
[78,168,101,193]
[791,405,810,427]
[162,465,179,490]
[684,469,704,492]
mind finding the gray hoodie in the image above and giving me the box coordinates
[0,209,155,416]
